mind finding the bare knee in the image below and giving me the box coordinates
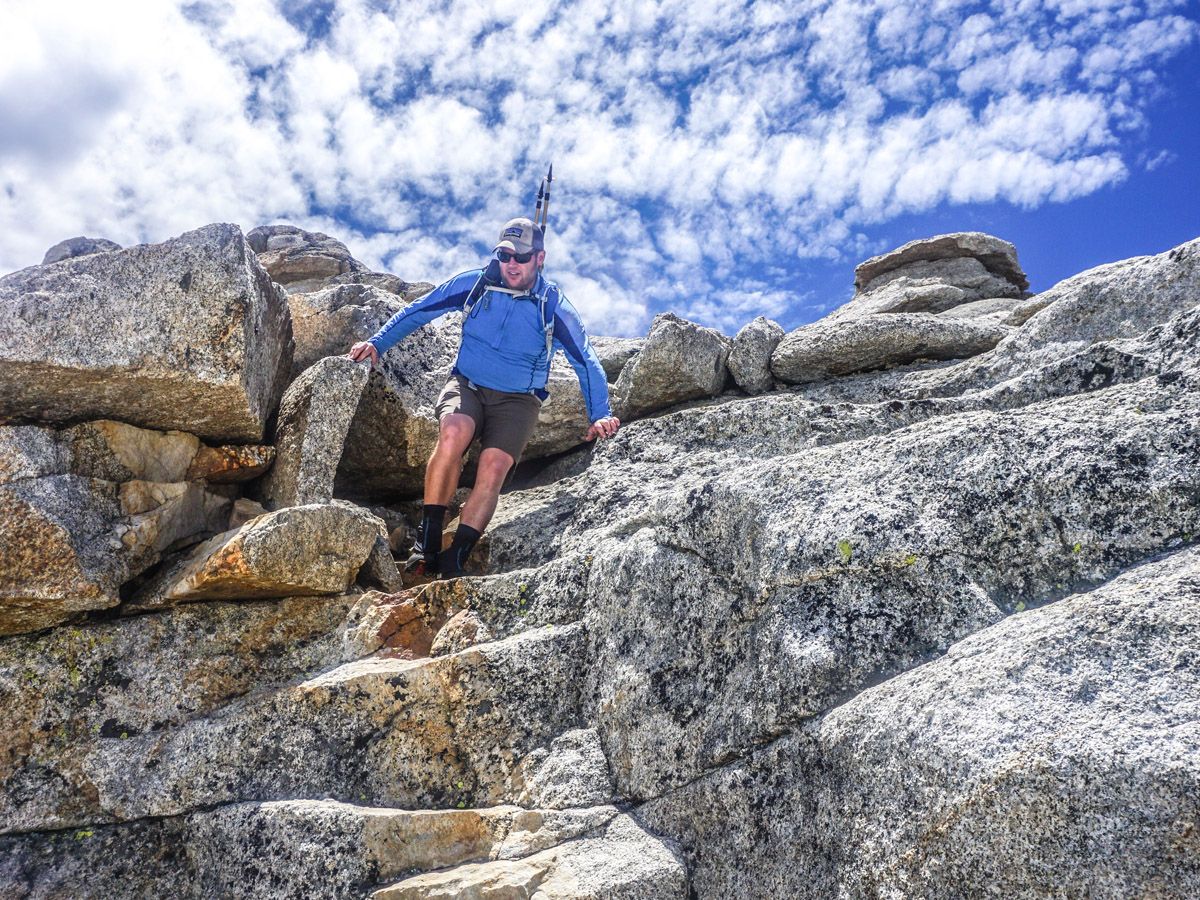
[433,414,475,459]
[475,449,514,489]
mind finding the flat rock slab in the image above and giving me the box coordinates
[0,223,293,442]
[771,313,1008,384]
[639,546,1200,898]
[855,231,1028,292]
[0,623,589,831]
[0,592,362,829]
[0,801,621,899]
[131,501,380,606]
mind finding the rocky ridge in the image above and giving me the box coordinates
[1,225,1197,897]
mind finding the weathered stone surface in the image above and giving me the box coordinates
[228,497,267,530]
[130,502,380,607]
[771,312,1008,384]
[592,336,643,382]
[525,355,592,459]
[834,256,1023,324]
[430,608,494,656]
[288,283,412,377]
[189,802,621,899]
[1,623,587,831]
[855,231,1028,292]
[934,294,1025,322]
[639,547,1200,898]
[728,316,784,394]
[185,443,275,483]
[41,236,121,265]
[0,476,124,635]
[0,224,293,442]
[930,237,1200,396]
[262,356,370,508]
[358,533,404,593]
[0,425,65,484]
[374,813,686,900]
[513,727,614,809]
[0,801,622,899]
[0,474,231,636]
[614,313,730,419]
[0,593,362,830]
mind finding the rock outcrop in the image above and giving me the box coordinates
[772,231,1028,385]
[0,224,293,443]
[853,231,1029,294]
[3,227,1200,899]
[41,236,121,265]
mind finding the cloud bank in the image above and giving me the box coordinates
[1,0,1195,333]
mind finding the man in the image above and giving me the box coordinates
[348,216,620,579]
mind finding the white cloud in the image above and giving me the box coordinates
[1,0,1196,335]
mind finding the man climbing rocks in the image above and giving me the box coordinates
[348,216,619,579]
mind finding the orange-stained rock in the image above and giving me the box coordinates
[131,502,381,607]
[185,444,275,483]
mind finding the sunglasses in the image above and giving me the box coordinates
[497,249,535,264]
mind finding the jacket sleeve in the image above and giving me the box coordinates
[367,269,480,355]
[552,294,612,423]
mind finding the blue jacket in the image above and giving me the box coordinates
[368,268,613,423]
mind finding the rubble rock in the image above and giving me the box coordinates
[261,355,370,508]
[0,224,293,442]
[728,316,784,394]
[614,313,730,419]
[130,502,380,607]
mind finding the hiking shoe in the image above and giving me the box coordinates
[404,544,436,578]
[436,548,464,580]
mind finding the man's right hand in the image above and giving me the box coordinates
[348,341,380,367]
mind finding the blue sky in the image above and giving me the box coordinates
[2,0,1197,336]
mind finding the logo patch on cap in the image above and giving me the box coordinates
[503,226,525,239]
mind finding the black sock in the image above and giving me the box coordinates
[418,505,447,568]
[444,524,482,573]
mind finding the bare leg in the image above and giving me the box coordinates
[460,447,515,532]
[424,414,476,506]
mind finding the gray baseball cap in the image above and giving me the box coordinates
[494,217,545,254]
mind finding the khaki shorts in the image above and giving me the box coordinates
[435,374,542,463]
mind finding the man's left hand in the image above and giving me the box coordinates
[586,416,621,441]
